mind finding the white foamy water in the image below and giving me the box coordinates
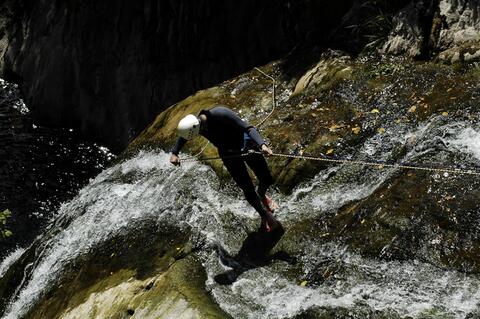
[448,126,480,161]
[205,241,480,319]
[3,120,480,318]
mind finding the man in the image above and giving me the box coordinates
[170,105,279,232]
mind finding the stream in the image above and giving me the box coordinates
[2,114,480,318]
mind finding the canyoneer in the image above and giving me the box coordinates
[170,105,280,232]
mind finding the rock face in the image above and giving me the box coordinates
[383,0,480,61]
[131,50,480,271]
[0,0,352,151]
[2,0,477,150]
[3,52,480,317]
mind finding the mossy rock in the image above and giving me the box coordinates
[25,226,229,319]
[126,53,480,273]
[54,256,228,319]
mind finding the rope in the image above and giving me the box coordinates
[181,150,480,176]
[262,152,480,176]
[253,67,276,128]
[177,67,480,177]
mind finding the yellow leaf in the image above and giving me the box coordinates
[442,112,449,116]
[329,124,345,132]
[395,119,401,124]
[377,127,386,134]
[408,105,417,113]
[370,109,380,114]
[300,280,308,287]
[352,126,361,134]
[326,148,334,155]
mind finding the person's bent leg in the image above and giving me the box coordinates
[222,157,267,218]
[245,153,273,199]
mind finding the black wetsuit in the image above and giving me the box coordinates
[172,106,273,217]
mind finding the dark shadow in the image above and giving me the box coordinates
[214,222,296,285]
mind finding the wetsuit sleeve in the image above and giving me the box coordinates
[171,137,187,155]
[247,126,265,146]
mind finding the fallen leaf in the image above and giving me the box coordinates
[326,148,334,155]
[447,88,453,92]
[329,124,345,132]
[352,126,361,134]
[377,127,386,134]
[371,109,380,114]
[395,119,401,124]
[442,112,449,116]
[300,281,308,287]
[408,105,417,113]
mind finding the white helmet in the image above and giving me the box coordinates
[177,114,200,140]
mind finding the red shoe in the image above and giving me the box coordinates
[262,196,279,213]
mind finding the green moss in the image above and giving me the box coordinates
[0,209,12,238]
[49,256,228,319]
[25,226,231,319]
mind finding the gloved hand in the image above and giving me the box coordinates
[170,154,181,166]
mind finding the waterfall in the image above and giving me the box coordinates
[2,118,480,319]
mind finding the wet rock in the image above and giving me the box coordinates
[19,226,229,319]
[55,256,226,319]
[293,52,352,96]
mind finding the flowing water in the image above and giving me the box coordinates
[2,114,480,318]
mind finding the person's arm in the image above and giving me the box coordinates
[170,137,187,165]
[246,126,265,147]
[224,108,272,155]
